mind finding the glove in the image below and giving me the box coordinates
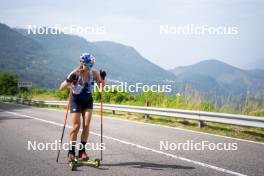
[100,70,106,80]
[66,72,78,83]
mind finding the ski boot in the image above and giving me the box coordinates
[78,150,89,161]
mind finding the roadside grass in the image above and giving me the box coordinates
[31,94,60,101]
[248,109,264,116]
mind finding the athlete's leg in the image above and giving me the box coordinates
[70,112,81,144]
[69,112,81,158]
[81,109,92,142]
[78,109,92,159]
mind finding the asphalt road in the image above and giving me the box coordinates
[0,102,263,176]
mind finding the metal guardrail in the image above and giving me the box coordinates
[1,96,264,128]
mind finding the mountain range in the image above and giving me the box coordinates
[170,60,264,105]
[14,25,176,85]
[0,23,175,87]
[0,23,264,105]
[243,59,264,70]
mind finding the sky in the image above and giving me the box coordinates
[0,0,263,69]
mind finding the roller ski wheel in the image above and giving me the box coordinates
[68,153,77,171]
[77,158,100,168]
[68,161,76,171]
[94,158,100,168]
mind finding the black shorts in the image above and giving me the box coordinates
[70,94,93,113]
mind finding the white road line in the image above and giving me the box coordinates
[2,102,263,146]
[2,109,247,176]
[101,115,264,146]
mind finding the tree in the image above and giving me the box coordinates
[0,71,19,95]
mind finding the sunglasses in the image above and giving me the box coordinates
[84,62,93,68]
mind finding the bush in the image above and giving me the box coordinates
[55,88,70,100]
[0,71,19,95]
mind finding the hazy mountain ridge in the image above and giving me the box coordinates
[170,59,264,104]
[1,22,264,105]
[93,41,176,83]
[243,59,264,70]
[0,23,176,88]
[0,23,61,88]
[15,27,176,84]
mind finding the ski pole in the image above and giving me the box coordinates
[56,89,72,163]
[100,83,103,161]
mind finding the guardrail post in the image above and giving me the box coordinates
[144,101,150,120]
[112,110,115,115]
[144,114,149,120]
[198,120,205,128]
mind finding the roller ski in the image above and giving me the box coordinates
[77,150,100,168]
[77,158,100,168]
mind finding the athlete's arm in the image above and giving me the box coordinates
[59,80,68,91]
[59,68,79,91]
